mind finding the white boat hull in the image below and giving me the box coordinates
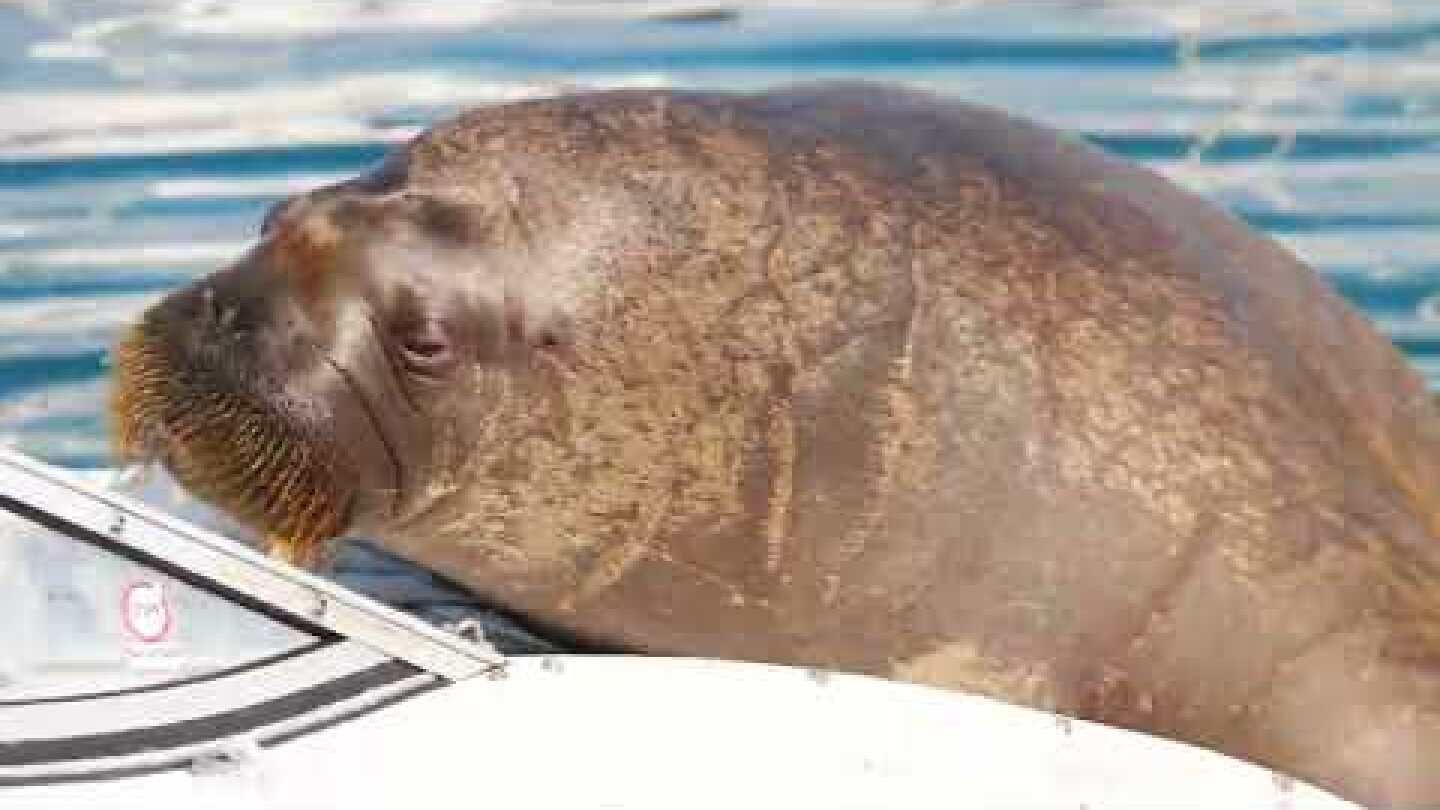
[8,654,1357,809]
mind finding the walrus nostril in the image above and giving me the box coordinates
[200,286,217,326]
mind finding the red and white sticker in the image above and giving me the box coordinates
[121,580,174,644]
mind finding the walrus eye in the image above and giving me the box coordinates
[396,318,453,375]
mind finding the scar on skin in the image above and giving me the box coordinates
[570,490,674,607]
[894,641,1058,710]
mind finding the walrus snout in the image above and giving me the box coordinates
[111,234,395,564]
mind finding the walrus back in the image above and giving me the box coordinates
[723,84,1440,804]
[753,82,1440,554]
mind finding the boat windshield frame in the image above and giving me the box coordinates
[0,448,502,682]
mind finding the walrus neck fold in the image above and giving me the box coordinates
[320,353,405,518]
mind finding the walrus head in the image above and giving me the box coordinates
[110,88,899,605]
[108,90,878,590]
[111,159,584,566]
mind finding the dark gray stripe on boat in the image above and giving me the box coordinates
[0,641,390,742]
[0,661,414,765]
[0,669,441,785]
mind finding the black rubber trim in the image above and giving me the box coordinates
[0,760,180,787]
[0,639,333,708]
[262,673,444,748]
[0,670,443,787]
[0,492,339,642]
[0,660,419,767]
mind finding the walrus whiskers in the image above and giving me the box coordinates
[112,324,353,564]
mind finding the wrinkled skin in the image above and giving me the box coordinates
[114,84,1440,807]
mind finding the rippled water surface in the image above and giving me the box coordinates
[3,0,1440,468]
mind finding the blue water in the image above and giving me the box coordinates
[3,0,1440,469]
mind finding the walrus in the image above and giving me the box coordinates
[111,83,1440,807]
